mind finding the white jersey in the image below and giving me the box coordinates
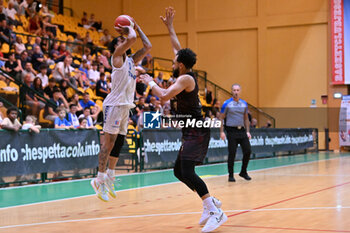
[103,56,136,108]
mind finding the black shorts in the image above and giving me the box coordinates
[177,127,210,163]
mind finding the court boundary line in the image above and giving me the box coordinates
[1,152,345,191]
[0,155,347,210]
[1,206,350,229]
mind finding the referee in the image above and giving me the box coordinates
[220,84,252,182]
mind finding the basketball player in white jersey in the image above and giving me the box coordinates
[91,22,152,202]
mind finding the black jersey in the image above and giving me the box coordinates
[176,72,202,119]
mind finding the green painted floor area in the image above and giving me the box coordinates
[0,152,348,209]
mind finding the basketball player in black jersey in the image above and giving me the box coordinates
[140,7,227,233]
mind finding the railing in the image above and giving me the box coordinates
[152,57,276,128]
[0,69,56,118]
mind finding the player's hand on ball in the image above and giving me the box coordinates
[140,74,154,85]
[115,24,132,35]
[160,7,175,27]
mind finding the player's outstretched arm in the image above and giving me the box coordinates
[160,7,181,55]
[114,25,137,57]
[132,24,152,64]
[140,74,190,101]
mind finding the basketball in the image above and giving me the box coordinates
[114,15,136,29]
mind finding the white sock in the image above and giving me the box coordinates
[107,168,115,178]
[97,172,106,183]
[203,197,218,212]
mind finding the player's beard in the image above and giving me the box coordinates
[173,68,180,78]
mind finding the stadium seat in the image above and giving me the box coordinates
[39,109,53,127]
[1,43,9,54]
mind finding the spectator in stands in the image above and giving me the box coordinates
[54,107,73,129]
[248,117,257,129]
[17,50,30,70]
[79,92,96,109]
[43,77,56,98]
[59,79,68,100]
[23,73,44,115]
[0,6,6,21]
[18,0,28,16]
[44,87,69,122]
[6,2,20,26]
[32,77,46,102]
[25,0,37,18]
[79,11,88,27]
[14,36,26,56]
[262,120,272,128]
[88,13,102,31]
[66,38,74,54]
[212,99,221,116]
[33,37,42,52]
[49,41,64,62]
[40,37,50,54]
[78,117,88,129]
[59,43,69,57]
[36,64,48,87]
[68,93,83,114]
[0,18,12,44]
[38,2,53,18]
[67,103,80,128]
[1,106,21,131]
[88,62,99,85]
[205,87,213,105]
[10,0,20,13]
[28,13,41,35]
[78,107,94,128]
[25,35,33,50]
[145,89,159,103]
[22,115,41,133]
[42,16,58,38]
[96,72,109,99]
[21,62,37,81]
[31,45,45,71]
[53,55,79,90]
[100,29,111,46]
[4,52,21,80]
[149,96,157,111]
[83,31,93,46]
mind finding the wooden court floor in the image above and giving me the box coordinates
[0,152,350,233]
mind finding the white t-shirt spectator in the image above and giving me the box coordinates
[6,7,17,20]
[14,42,26,54]
[88,68,99,83]
[53,62,74,81]
[36,73,49,87]
[78,114,93,127]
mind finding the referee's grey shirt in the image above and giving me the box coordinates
[221,98,248,127]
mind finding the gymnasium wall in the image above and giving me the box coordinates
[65,0,330,149]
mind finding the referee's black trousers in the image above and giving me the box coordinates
[226,127,251,177]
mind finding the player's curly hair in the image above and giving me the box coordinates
[108,36,132,56]
[176,48,197,69]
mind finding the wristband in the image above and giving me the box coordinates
[149,81,157,89]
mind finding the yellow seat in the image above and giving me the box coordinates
[1,43,9,53]
[39,109,52,125]
[66,87,76,99]
[95,99,103,110]
[0,80,6,88]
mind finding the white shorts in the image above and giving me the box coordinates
[103,105,129,135]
